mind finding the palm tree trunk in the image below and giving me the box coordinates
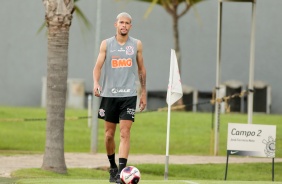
[41,0,74,174]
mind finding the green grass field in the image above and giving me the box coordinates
[12,179,282,184]
[10,162,282,183]
[0,106,281,183]
[0,106,281,156]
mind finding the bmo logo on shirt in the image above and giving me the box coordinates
[111,58,132,68]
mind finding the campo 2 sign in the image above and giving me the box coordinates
[227,123,276,158]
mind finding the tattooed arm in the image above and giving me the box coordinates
[136,39,147,111]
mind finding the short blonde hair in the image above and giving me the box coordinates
[116,12,132,23]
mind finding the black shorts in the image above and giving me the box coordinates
[98,96,137,123]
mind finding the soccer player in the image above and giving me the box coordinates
[93,12,147,183]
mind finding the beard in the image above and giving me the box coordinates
[121,32,128,36]
[120,29,128,36]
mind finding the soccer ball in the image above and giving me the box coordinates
[120,166,141,184]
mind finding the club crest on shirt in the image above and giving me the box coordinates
[126,46,134,55]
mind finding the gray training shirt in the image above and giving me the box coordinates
[100,36,138,97]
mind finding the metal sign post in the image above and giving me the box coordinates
[215,0,256,156]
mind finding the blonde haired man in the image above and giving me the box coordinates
[93,12,146,183]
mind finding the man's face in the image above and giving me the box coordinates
[115,16,132,36]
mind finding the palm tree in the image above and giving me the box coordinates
[38,0,91,34]
[41,0,75,174]
[137,0,205,73]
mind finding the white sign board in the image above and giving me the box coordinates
[227,123,276,158]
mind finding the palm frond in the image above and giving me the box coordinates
[143,0,159,19]
[36,21,47,35]
[136,0,206,18]
[192,4,203,27]
[74,5,92,30]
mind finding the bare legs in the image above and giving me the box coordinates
[105,120,132,158]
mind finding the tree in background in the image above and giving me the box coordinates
[41,0,75,174]
[133,0,205,105]
[137,0,205,73]
[38,0,91,34]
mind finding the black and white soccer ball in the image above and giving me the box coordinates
[120,166,141,184]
